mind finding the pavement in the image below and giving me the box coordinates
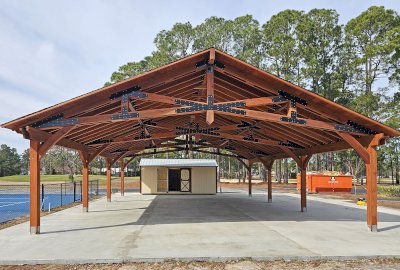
[0,190,399,264]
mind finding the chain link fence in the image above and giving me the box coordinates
[0,180,99,223]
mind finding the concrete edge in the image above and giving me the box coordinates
[1,255,400,265]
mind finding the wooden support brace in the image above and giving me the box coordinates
[337,132,370,163]
[38,126,75,159]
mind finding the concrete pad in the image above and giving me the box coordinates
[0,191,399,264]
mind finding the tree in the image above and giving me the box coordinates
[261,10,303,83]
[0,144,21,176]
[20,149,30,175]
[231,15,262,66]
[297,9,342,99]
[193,17,234,53]
[345,6,400,93]
[154,22,194,60]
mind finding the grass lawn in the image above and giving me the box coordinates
[0,174,139,183]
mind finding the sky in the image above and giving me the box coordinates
[0,0,399,153]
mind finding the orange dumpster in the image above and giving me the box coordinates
[296,173,353,193]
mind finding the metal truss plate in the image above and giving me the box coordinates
[31,114,79,128]
[175,126,220,136]
[87,138,113,145]
[111,112,139,120]
[175,99,246,115]
[110,85,141,100]
[279,141,304,149]
[273,90,308,106]
[280,116,306,125]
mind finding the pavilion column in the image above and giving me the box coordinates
[337,132,384,231]
[82,163,89,212]
[106,160,111,202]
[29,140,40,234]
[247,160,252,197]
[366,144,378,231]
[78,151,90,212]
[120,158,125,196]
[299,155,312,212]
[264,161,274,203]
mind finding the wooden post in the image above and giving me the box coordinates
[82,164,89,212]
[106,160,111,202]
[367,144,378,232]
[29,140,40,234]
[120,158,125,196]
[79,151,90,212]
[337,133,384,231]
[299,155,312,212]
[265,161,274,203]
[247,160,252,197]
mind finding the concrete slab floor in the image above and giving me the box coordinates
[0,191,399,264]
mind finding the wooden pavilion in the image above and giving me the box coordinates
[2,48,399,234]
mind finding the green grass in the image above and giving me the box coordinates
[378,185,400,197]
[0,174,139,183]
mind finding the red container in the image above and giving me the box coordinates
[296,174,353,193]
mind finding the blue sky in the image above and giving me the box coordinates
[1,0,399,153]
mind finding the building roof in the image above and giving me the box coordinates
[1,48,399,162]
[139,159,218,167]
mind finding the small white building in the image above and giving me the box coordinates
[139,159,218,194]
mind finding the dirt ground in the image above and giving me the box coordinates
[1,259,399,270]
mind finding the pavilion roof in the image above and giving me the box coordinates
[2,48,399,162]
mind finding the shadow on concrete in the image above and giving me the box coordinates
[41,192,400,234]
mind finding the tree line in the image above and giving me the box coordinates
[104,6,399,184]
[0,6,399,184]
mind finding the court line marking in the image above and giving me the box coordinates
[0,201,29,208]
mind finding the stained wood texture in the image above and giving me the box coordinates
[29,140,40,234]
[120,158,125,196]
[1,49,398,163]
[106,160,111,202]
[9,48,395,233]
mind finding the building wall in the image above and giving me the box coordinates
[141,166,216,194]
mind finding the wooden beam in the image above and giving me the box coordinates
[206,64,215,125]
[38,126,75,159]
[217,108,368,136]
[279,147,301,165]
[209,48,215,64]
[267,134,384,161]
[26,126,104,157]
[337,132,370,163]
[88,144,110,164]
[124,156,135,168]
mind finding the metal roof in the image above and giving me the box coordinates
[139,159,218,167]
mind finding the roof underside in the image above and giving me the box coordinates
[2,49,399,162]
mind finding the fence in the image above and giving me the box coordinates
[0,180,99,224]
